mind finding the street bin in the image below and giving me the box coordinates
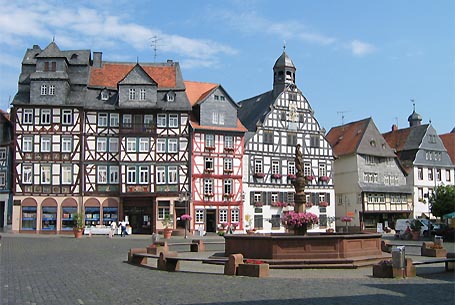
[392,246,405,269]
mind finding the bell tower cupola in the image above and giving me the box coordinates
[408,99,422,127]
[273,44,296,97]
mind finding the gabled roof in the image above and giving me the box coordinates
[184,81,218,106]
[36,41,66,59]
[326,118,370,156]
[237,90,274,132]
[383,124,429,152]
[118,64,157,86]
[89,63,176,89]
[440,131,455,165]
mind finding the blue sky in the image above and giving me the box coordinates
[0,0,453,134]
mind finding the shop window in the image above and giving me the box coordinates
[22,206,37,230]
[103,207,118,226]
[158,201,170,220]
[85,207,100,227]
[42,206,57,231]
[271,215,281,228]
[61,206,77,231]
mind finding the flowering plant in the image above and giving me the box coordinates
[181,214,192,221]
[305,202,313,208]
[341,216,352,222]
[219,222,228,229]
[254,172,265,178]
[272,173,282,179]
[305,175,315,181]
[318,201,329,207]
[319,176,330,182]
[281,211,318,229]
[287,174,297,180]
[231,222,239,229]
[253,202,263,207]
[271,201,287,207]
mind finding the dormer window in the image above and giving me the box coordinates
[44,61,56,72]
[129,89,136,100]
[166,91,175,102]
[101,89,109,101]
[40,84,47,95]
[139,89,146,101]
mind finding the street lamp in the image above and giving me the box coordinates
[179,192,191,239]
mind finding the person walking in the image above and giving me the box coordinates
[120,220,127,237]
[109,221,117,238]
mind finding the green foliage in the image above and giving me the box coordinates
[161,215,173,228]
[430,185,455,218]
[409,219,423,232]
[73,213,84,229]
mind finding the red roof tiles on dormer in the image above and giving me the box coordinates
[89,63,176,89]
[383,128,411,152]
[326,119,370,157]
[440,132,455,165]
[184,81,218,106]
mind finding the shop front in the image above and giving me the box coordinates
[122,198,154,234]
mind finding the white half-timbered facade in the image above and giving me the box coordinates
[238,50,335,233]
[186,81,246,233]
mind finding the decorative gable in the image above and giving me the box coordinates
[118,64,158,108]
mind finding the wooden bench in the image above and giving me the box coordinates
[412,255,455,271]
[167,239,225,252]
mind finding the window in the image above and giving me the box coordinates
[418,188,424,200]
[62,165,72,184]
[49,85,55,95]
[139,166,149,184]
[231,209,240,223]
[144,115,153,127]
[22,206,37,230]
[418,167,423,180]
[109,138,118,152]
[122,114,132,128]
[205,157,214,171]
[212,112,219,124]
[158,201,170,220]
[168,166,178,184]
[219,209,228,223]
[168,139,178,153]
[62,109,72,125]
[23,136,33,152]
[436,169,441,181]
[127,166,136,184]
[214,95,219,101]
[166,91,175,102]
[224,179,232,195]
[428,168,433,181]
[0,148,6,160]
[287,133,297,146]
[126,138,136,152]
[204,179,213,195]
[62,137,72,153]
[101,90,109,101]
[254,192,262,203]
[168,114,178,128]
[263,131,274,144]
[254,159,263,174]
[40,165,51,184]
[310,135,320,147]
[41,137,51,152]
[384,175,390,185]
[219,113,225,125]
[0,172,5,187]
[23,109,33,124]
[304,163,311,176]
[129,88,136,100]
[272,160,280,175]
[97,138,107,152]
[41,109,51,125]
[318,163,326,177]
[110,113,119,127]
[271,215,281,228]
[157,139,166,153]
[40,84,47,95]
[110,166,119,184]
[288,161,296,176]
[157,114,167,127]
[447,169,451,182]
[97,166,107,184]
[224,136,233,149]
[195,209,204,223]
[224,158,233,172]
[22,165,32,184]
[205,134,214,148]
[139,138,149,152]
[156,166,166,184]
[139,89,146,100]
[98,113,108,127]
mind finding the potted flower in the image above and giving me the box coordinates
[73,212,84,238]
[161,215,174,239]
[281,211,319,235]
[410,219,423,240]
[218,222,228,234]
[181,214,192,239]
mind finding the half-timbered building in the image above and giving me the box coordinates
[237,49,335,232]
[11,42,191,234]
[0,110,13,231]
[326,118,412,232]
[185,81,246,233]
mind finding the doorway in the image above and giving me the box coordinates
[206,209,217,232]
[0,201,4,231]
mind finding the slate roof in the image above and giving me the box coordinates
[273,51,295,69]
[440,131,455,165]
[383,124,430,152]
[326,118,370,157]
[89,62,177,89]
[237,90,274,132]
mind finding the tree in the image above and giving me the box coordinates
[429,185,455,218]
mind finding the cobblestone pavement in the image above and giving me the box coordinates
[0,233,454,305]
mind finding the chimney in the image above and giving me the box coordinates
[93,52,103,68]
[391,124,398,131]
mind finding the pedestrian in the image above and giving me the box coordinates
[120,220,127,237]
[109,221,117,238]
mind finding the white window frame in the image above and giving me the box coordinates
[41,137,51,153]
[219,209,228,223]
[126,138,136,152]
[204,179,213,195]
[62,109,72,125]
[61,137,72,153]
[129,88,136,100]
[224,136,233,149]
[231,209,240,223]
[97,138,107,152]
[212,112,219,124]
[123,114,132,128]
[109,138,118,152]
[23,109,33,124]
[110,166,119,184]
[41,109,51,125]
[97,166,108,184]
[288,161,296,176]
[49,85,55,95]
[224,179,232,194]
[157,139,166,153]
[157,114,167,127]
[195,209,204,223]
[205,134,214,148]
[168,166,177,184]
[139,138,149,153]
[139,89,146,100]
[168,114,178,128]
[127,166,136,184]
[110,113,119,127]
[22,165,33,184]
[23,136,33,152]
[224,158,233,172]
[40,84,47,95]
[139,166,149,184]
[272,160,280,175]
[62,165,72,185]
[156,166,166,184]
[318,163,327,177]
[40,165,51,184]
[254,159,263,174]
[168,138,178,153]
[98,113,108,127]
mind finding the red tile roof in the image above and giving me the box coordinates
[184,81,218,106]
[383,128,411,152]
[326,119,370,156]
[89,63,176,88]
[440,132,455,165]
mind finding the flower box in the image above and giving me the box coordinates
[341,216,352,222]
[287,174,297,180]
[205,146,215,151]
[305,202,313,208]
[272,173,282,179]
[271,201,287,207]
[305,175,315,181]
[204,193,214,198]
[318,201,329,207]
[224,147,234,152]
[238,262,269,277]
[253,202,263,207]
[253,173,265,178]
[319,176,330,182]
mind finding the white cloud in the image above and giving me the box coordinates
[348,40,376,56]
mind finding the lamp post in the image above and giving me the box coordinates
[179,191,191,239]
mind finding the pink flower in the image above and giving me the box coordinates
[181,214,192,221]
[341,216,352,222]
[281,211,319,229]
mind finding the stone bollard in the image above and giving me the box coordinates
[392,246,406,278]
[190,239,205,252]
[224,253,243,275]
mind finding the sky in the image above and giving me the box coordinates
[0,0,454,134]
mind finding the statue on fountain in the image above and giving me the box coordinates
[293,144,307,213]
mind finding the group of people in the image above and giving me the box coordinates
[109,220,129,238]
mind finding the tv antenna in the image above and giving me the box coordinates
[337,111,349,126]
[150,35,164,62]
